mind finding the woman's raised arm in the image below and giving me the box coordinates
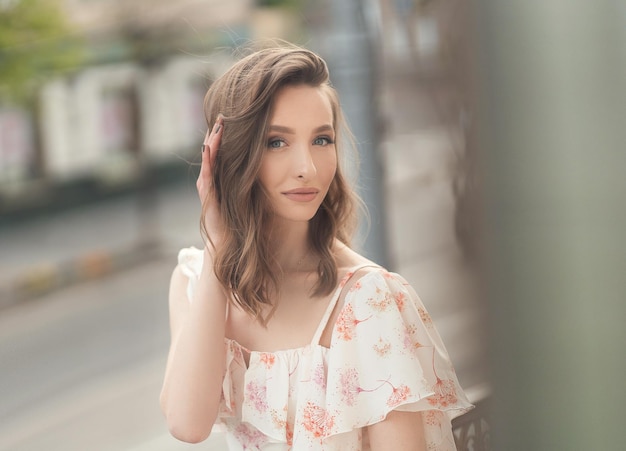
[160,118,228,443]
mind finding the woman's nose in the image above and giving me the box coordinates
[294,146,316,179]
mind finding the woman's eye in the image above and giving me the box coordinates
[313,136,334,146]
[267,138,286,149]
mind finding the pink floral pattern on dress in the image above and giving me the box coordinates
[368,292,392,312]
[425,410,443,427]
[246,380,269,413]
[334,304,371,341]
[302,401,335,438]
[386,383,412,408]
[403,323,425,353]
[373,337,391,357]
[339,368,361,406]
[428,377,459,408]
[259,352,276,369]
[233,422,267,450]
[419,307,434,327]
[394,291,407,312]
[177,247,473,451]
[271,407,287,429]
[312,363,326,389]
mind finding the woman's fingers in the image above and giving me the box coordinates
[198,116,224,200]
[202,116,223,165]
[199,130,211,186]
[207,116,223,168]
[197,116,226,244]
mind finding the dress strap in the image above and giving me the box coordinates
[310,263,380,345]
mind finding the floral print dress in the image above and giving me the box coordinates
[178,247,473,450]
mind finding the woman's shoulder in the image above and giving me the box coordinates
[334,242,396,284]
[334,241,378,271]
[331,243,416,316]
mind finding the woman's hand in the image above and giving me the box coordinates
[198,116,225,246]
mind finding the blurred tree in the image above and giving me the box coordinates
[0,0,83,103]
[256,0,303,10]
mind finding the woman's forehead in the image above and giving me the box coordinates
[269,85,334,127]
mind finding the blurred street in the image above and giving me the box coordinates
[0,8,487,451]
[0,259,176,450]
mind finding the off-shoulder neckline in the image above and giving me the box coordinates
[224,265,387,359]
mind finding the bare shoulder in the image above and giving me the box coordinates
[334,240,384,276]
[332,240,387,295]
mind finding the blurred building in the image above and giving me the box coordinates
[0,0,302,217]
[61,0,252,33]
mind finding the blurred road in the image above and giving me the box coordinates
[0,256,228,451]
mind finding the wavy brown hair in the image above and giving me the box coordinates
[201,45,359,324]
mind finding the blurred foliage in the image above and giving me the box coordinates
[0,0,84,103]
[256,0,302,10]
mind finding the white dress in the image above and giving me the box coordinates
[178,247,473,450]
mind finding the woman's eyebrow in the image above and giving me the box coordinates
[268,124,334,134]
[313,124,334,133]
[268,125,294,134]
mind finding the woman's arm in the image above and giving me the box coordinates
[160,117,227,443]
[159,250,227,443]
[367,411,427,451]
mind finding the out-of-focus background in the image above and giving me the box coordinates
[1,0,625,450]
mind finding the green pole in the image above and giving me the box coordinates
[476,2,626,449]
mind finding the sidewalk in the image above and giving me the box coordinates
[0,182,203,308]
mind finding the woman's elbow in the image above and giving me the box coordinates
[160,395,216,443]
[163,409,216,444]
[167,421,213,444]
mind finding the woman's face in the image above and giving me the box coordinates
[258,84,337,225]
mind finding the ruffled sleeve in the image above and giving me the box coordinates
[177,246,204,302]
[322,269,473,449]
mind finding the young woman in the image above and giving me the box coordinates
[160,45,472,450]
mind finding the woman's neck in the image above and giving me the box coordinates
[269,220,313,272]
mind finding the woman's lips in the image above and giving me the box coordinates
[282,188,319,202]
